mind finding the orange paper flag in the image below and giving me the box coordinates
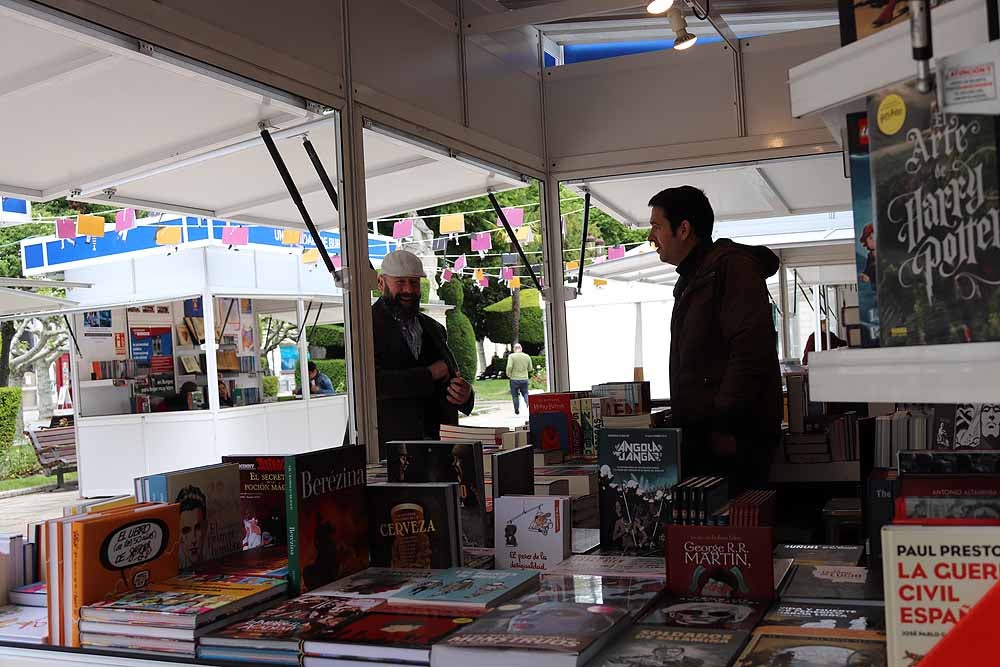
[155,226,182,245]
[282,229,303,245]
[439,213,465,234]
[566,260,580,271]
[76,214,105,237]
[508,276,521,289]
[302,249,319,264]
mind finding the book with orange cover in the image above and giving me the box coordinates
[67,503,180,647]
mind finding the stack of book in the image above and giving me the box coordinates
[0,533,25,606]
[89,359,137,380]
[438,424,511,452]
[727,489,777,527]
[667,476,728,526]
[874,409,933,468]
[0,605,48,644]
[533,464,597,498]
[546,555,666,579]
[198,594,383,665]
[79,573,286,658]
[783,431,830,463]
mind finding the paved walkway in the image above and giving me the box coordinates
[0,487,80,534]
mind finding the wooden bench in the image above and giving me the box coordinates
[24,425,77,488]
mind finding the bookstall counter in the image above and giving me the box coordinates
[808,343,1000,405]
[0,642,216,667]
[789,0,986,119]
[76,394,348,497]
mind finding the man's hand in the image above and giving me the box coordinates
[446,375,473,406]
[710,431,739,457]
[428,360,450,382]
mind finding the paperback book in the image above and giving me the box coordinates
[546,554,667,579]
[193,545,288,579]
[285,446,368,594]
[868,80,1000,346]
[492,445,535,498]
[882,524,1000,665]
[847,110,880,347]
[390,567,539,611]
[302,610,468,663]
[733,631,887,667]
[314,567,440,599]
[589,626,750,667]
[0,604,47,644]
[781,565,883,602]
[495,495,571,571]
[137,462,243,569]
[367,482,462,570]
[639,595,766,632]
[772,544,864,567]
[759,601,886,634]
[432,599,630,667]
[221,455,287,549]
[386,440,489,548]
[598,428,681,554]
[665,526,774,600]
[528,393,576,453]
[519,574,665,618]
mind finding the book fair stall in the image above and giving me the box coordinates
[0,0,997,666]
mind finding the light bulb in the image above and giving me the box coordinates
[646,0,674,14]
[673,31,697,50]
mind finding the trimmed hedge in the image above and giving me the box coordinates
[294,359,347,393]
[438,279,477,382]
[262,375,279,398]
[483,289,544,345]
[0,387,20,454]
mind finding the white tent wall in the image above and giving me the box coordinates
[545,26,842,179]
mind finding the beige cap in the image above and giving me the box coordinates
[380,249,425,278]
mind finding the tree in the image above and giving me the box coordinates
[511,288,521,345]
[7,317,67,425]
[438,279,477,382]
[258,316,298,374]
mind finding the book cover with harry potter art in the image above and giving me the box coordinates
[285,446,368,595]
[868,80,1000,346]
[598,429,681,555]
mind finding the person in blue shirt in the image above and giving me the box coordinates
[307,361,335,395]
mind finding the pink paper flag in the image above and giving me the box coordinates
[332,255,343,269]
[593,254,607,264]
[114,208,136,232]
[478,277,489,288]
[454,254,467,271]
[501,267,514,281]
[498,207,524,228]
[471,231,492,252]
[56,217,76,240]
[393,218,414,239]
[441,268,453,282]
[221,226,249,246]
[608,245,626,260]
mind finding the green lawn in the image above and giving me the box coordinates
[474,379,513,402]
[0,472,77,493]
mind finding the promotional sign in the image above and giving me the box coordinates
[130,326,175,397]
[938,41,1000,115]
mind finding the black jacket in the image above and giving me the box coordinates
[670,239,783,437]
[372,298,475,455]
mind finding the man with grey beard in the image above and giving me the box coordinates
[372,249,474,457]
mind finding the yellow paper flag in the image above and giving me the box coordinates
[594,279,608,287]
[566,260,580,271]
[515,226,533,243]
[439,213,465,234]
[508,276,521,289]
[155,226,182,245]
[473,268,485,281]
[302,249,320,264]
[282,229,303,245]
[77,214,105,237]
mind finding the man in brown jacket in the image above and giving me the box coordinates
[648,186,782,492]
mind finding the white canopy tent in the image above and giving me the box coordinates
[0,287,75,317]
[0,2,525,227]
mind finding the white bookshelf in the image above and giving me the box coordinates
[789,0,988,129]
[809,343,1000,404]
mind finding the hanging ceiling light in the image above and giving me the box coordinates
[646,0,674,14]
[666,5,697,50]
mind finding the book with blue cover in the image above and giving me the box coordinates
[389,567,539,610]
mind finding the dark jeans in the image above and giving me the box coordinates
[509,379,529,413]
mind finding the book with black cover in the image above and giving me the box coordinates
[869,80,1000,346]
[492,445,534,498]
[639,595,766,632]
[781,565,883,602]
[387,440,489,547]
[315,567,440,599]
[222,455,286,549]
[598,428,681,554]
[367,483,461,570]
[589,626,750,667]
[285,446,368,595]
[772,544,864,567]
[733,631,887,667]
[898,449,1000,474]
[518,574,665,618]
[760,601,885,634]
[432,600,630,667]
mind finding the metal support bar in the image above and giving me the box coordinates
[301,137,340,212]
[488,192,543,291]
[308,302,325,342]
[295,300,314,343]
[216,298,236,346]
[576,191,591,292]
[259,128,338,277]
[63,315,82,357]
[689,0,746,137]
